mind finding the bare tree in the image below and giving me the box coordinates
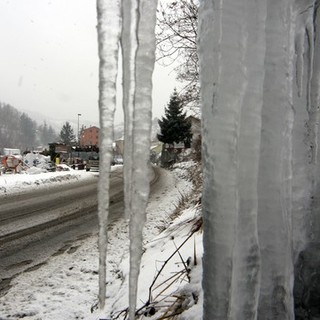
[156,0,199,108]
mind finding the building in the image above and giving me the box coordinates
[187,115,201,147]
[80,126,100,146]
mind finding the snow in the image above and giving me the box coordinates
[0,167,97,197]
[0,162,202,319]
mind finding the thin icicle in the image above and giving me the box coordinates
[96,0,157,316]
[96,0,121,311]
[128,0,158,318]
[121,0,139,220]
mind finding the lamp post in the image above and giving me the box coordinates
[77,113,82,145]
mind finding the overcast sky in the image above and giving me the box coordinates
[0,0,177,127]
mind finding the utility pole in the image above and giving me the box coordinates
[77,113,82,145]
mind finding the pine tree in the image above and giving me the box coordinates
[59,121,75,145]
[38,121,57,145]
[20,112,37,150]
[157,89,192,147]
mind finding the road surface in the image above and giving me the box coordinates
[0,166,160,296]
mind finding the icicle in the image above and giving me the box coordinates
[198,0,317,318]
[228,1,267,318]
[306,5,317,164]
[307,1,320,238]
[255,0,295,317]
[199,0,266,317]
[199,0,264,317]
[121,0,138,220]
[96,0,157,316]
[293,2,320,317]
[96,0,121,311]
[291,3,315,261]
[128,1,158,318]
[198,1,226,318]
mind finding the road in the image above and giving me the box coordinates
[0,166,160,295]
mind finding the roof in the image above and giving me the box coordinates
[83,126,100,132]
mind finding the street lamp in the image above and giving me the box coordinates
[77,113,82,145]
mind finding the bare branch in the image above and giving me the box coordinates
[156,0,200,106]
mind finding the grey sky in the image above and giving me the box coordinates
[0,0,176,127]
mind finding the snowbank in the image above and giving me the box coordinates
[0,167,101,197]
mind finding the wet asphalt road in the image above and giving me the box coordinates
[0,166,160,297]
[0,168,125,292]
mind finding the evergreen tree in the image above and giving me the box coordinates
[0,102,20,149]
[38,121,57,145]
[38,121,49,145]
[59,121,75,144]
[20,112,37,150]
[157,89,192,147]
[47,125,57,143]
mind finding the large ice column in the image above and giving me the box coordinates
[199,0,320,319]
[256,1,295,318]
[229,1,267,319]
[306,2,320,241]
[291,4,314,261]
[198,0,243,317]
[293,2,320,316]
[199,0,265,318]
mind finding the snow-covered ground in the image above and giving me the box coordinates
[0,165,98,197]
[0,162,203,320]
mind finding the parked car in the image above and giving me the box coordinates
[86,155,99,172]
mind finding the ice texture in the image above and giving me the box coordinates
[127,1,158,318]
[199,0,320,319]
[121,0,138,220]
[96,0,121,310]
[96,0,157,316]
[96,0,320,317]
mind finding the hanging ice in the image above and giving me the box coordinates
[199,0,320,319]
[121,0,138,221]
[96,0,121,311]
[96,0,157,317]
[97,0,320,317]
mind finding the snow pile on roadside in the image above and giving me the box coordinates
[0,162,203,320]
[0,169,98,196]
[105,205,203,320]
[96,163,203,320]
[23,153,51,170]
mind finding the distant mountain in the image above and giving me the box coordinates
[0,101,57,151]
[2,100,160,151]
[19,108,99,134]
[113,118,160,142]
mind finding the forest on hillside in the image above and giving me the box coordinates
[0,102,57,153]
